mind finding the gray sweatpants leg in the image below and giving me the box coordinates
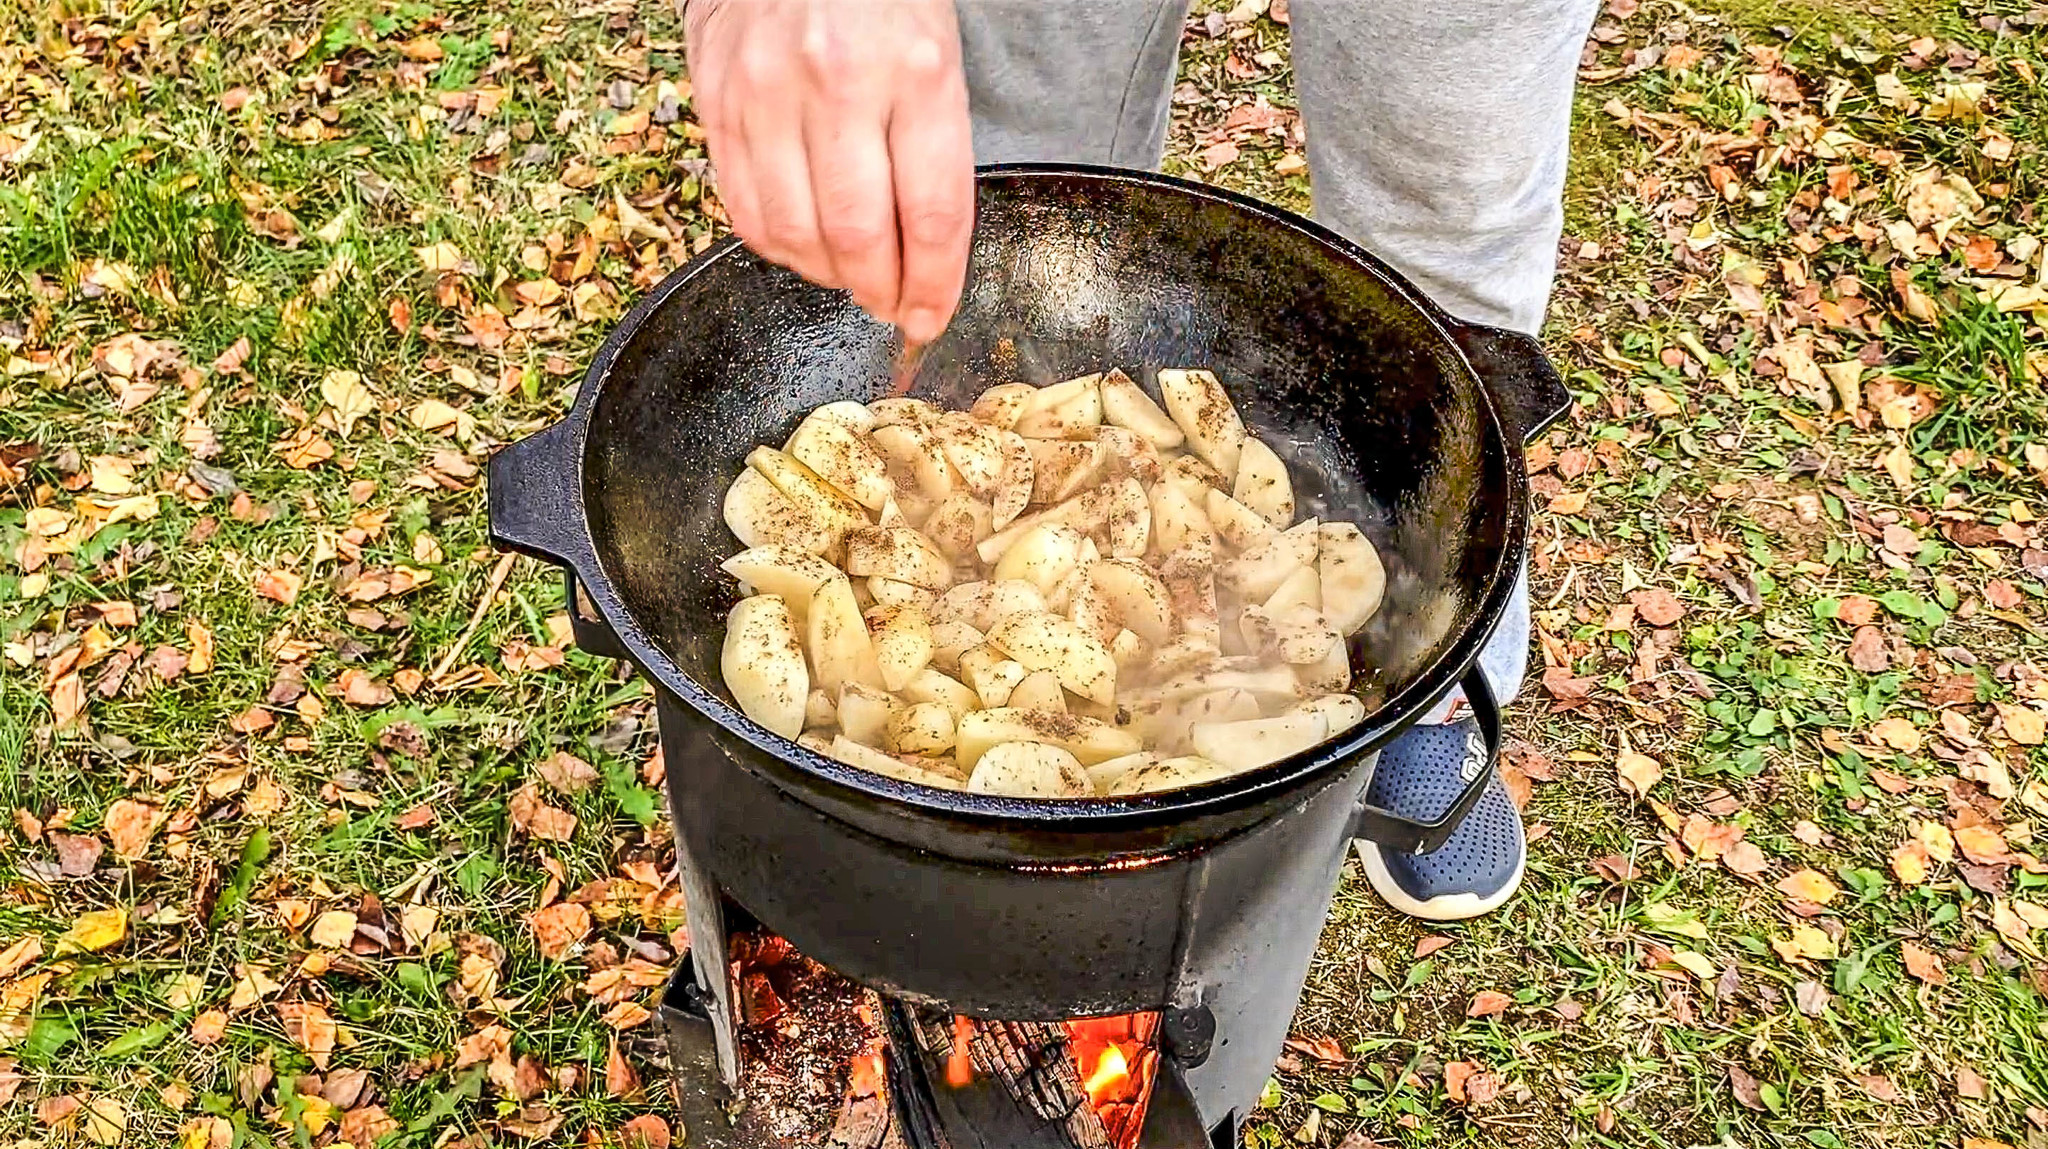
[956,0,1595,718]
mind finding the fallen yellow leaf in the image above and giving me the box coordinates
[415,242,463,273]
[1889,840,1929,885]
[1771,924,1836,963]
[308,911,358,950]
[1616,741,1662,800]
[57,908,127,953]
[320,370,376,440]
[1994,701,2045,745]
[82,1096,125,1145]
[1870,716,1921,752]
[1777,868,1841,906]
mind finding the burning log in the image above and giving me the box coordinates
[911,1010,1116,1149]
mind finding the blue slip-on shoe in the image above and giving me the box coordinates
[1353,719,1526,922]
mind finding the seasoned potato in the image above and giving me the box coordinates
[1103,477,1151,558]
[721,546,845,625]
[723,468,835,556]
[843,525,952,590]
[1007,669,1068,713]
[1233,437,1295,527]
[991,522,1085,594]
[934,580,1049,631]
[959,646,1029,709]
[901,668,981,723]
[955,708,1143,771]
[837,681,900,747]
[867,576,937,612]
[804,687,838,730]
[923,494,994,561]
[1087,559,1175,645]
[1014,373,1103,439]
[1158,368,1246,477]
[1295,640,1352,694]
[866,397,940,428]
[1106,755,1235,796]
[808,577,884,694]
[785,409,893,510]
[929,619,986,672]
[871,423,959,501]
[866,603,934,691]
[1092,426,1164,486]
[1189,710,1329,771]
[971,383,1037,430]
[1218,519,1320,602]
[1204,487,1278,553]
[1294,693,1367,736]
[747,447,872,544]
[722,595,808,737]
[1148,477,1214,557]
[990,430,1035,530]
[827,735,964,790]
[1239,603,1340,665]
[888,701,958,757]
[967,741,1093,797]
[1028,439,1107,504]
[1085,751,1158,795]
[985,610,1117,705]
[1318,521,1387,636]
[932,413,1006,498]
[1098,368,1185,450]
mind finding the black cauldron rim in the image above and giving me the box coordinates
[488,162,1566,842]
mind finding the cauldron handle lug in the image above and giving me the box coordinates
[1449,323,1571,445]
[1347,666,1502,854]
[487,421,627,661]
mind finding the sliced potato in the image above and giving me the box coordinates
[970,383,1037,430]
[722,595,808,738]
[1085,751,1157,795]
[1218,519,1320,603]
[804,687,838,730]
[807,577,884,694]
[828,734,964,790]
[870,423,959,501]
[1318,521,1387,636]
[1098,367,1185,450]
[867,576,937,612]
[1145,633,1222,680]
[1148,478,1214,557]
[1126,661,1301,708]
[1294,640,1352,694]
[923,494,994,561]
[1027,439,1106,504]
[975,485,1116,563]
[720,546,844,626]
[1066,567,1117,644]
[932,413,1005,498]
[1161,557,1220,647]
[1239,603,1340,665]
[867,397,940,428]
[1103,477,1150,558]
[1204,488,1277,553]
[991,522,1085,594]
[887,701,957,757]
[929,619,985,673]
[1158,368,1246,477]
[902,668,980,723]
[966,741,1092,798]
[785,410,893,510]
[1013,373,1103,439]
[1109,627,1145,670]
[1088,559,1175,645]
[1087,427,1161,488]
[1189,710,1328,771]
[985,610,1118,705]
[866,603,934,691]
[723,467,834,556]
[747,446,871,544]
[1007,669,1068,713]
[1134,687,1260,753]
[959,646,1028,709]
[1106,755,1235,796]
[1263,563,1321,615]
[989,430,1036,531]
[1233,437,1295,528]
[934,580,1049,631]
[1161,454,1229,502]
[844,525,952,590]
[837,681,900,747]
[955,707,1143,770]
[1294,693,1366,736]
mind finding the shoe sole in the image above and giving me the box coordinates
[1352,836,1527,923]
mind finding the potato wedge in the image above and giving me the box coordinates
[1125,661,1301,709]
[929,619,985,673]
[866,603,934,691]
[991,522,1084,594]
[1027,439,1106,504]
[723,467,835,556]
[1158,368,1246,477]
[1148,477,1214,557]
[785,409,894,510]
[747,446,871,545]
[901,668,980,723]
[1189,710,1329,771]
[1106,755,1235,796]
[866,397,940,428]
[870,423,959,501]
[985,610,1118,705]
[966,741,1092,798]
[720,546,844,626]
[934,579,1050,631]
[1233,437,1295,528]
[1103,477,1151,558]
[1161,557,1220,648]
[1085,751,1157,795]
[1098,367,1185,450]
[837,681,900,747]
[1087,559,1175,645]
[1007,669,1067,713]
[955,708,1143,771]
[1013,373,1103,439]
[971,383,1037,430]
[1204,488,1278,553]
[1109,627,1145,670]
[887,701,957,757]
[922,494,994,561]
[1263,563,1321,615]
[1239,603,1340,665]
[1134,687,1261,753]
[1218,519,1320,603]
[844,525,952,590]
[867,576,937,612]
[959,646,1028,709]
[1318,521,1387,636]
[722,595,808,738]
[1294,640,1352,694]
[990,430,1035,530]
[932,413,1006,498]
[1091,426,1163,486]
[804,688,838,730]
[1161,454,1229,502]
[807,577,884,694]
[828,735,964,790]
[1295,693,1366,736]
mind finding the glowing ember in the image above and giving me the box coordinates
[1083,1043,1130,1103]
[1067,1014,1160,1149]
[946,1016,975,1087]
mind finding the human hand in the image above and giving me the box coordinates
[684,0,975,345]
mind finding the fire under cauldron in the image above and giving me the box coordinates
[488,166,1567,1148]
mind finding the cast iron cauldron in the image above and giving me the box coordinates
[488,165,1568,1017]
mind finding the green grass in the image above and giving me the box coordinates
[2,0,2046,1146]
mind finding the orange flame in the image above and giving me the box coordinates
[946,1015,975,1087]
[1083,1043,1130,1104]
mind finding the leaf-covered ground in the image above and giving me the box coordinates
[1,0,2045,1147]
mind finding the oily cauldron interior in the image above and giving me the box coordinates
[575,165,1516,822]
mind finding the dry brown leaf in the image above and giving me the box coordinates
[308,911,358,949]
[254,569,302,605]
[1615,742,1662,799]
[525,902,591,961]
[277,1002,337,1069]
[1870,717,1921,752]
[189,1009,229,1045]
[103,799,161,860]
[508,785,577,842]
[535,751,599,794]
[619,1115,672,1149]
[606,1036,642,1099]
[1995,702,2045,745]
[1954,824,2009,865]
[58,908,126,953]
[1890,840,1930,885]
[0,937,43,979]
[338,668,395,707]
[1466,990,1511,1018]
